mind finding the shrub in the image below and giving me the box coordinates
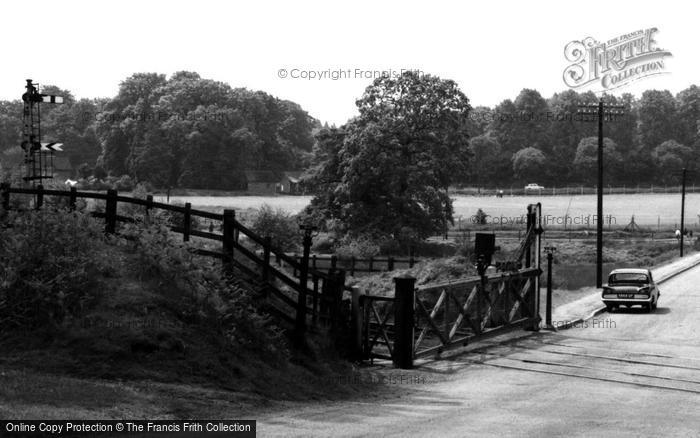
[251,204,299,252]
[474,208,489,225]
[0,209,115,329]
[335,234,380,259]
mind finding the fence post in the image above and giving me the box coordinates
[295,227,314,339]
[368,256,374,272]
[331,255,337,269]
[69,187,77,211]
[350,256,356,276]
[145,194,153,225]
[262,236,271,282]
[36,184,44,210]
[1,183,9,211]
[387,256,395,272]
[105,189,117,234]
[222,209,236,273]
[409,246,415,268]
[183,202,192,242]
[329,269,346,333]
[393,275,416,369]
[351,286,365,361]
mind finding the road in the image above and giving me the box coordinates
[258,266,700,437]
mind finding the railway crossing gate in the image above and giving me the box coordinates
[354,204,544,368]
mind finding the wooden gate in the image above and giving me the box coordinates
[355,204,543,368]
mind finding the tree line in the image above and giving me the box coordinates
[465,87,700,186]
[1,72,698,190]
[0,72,319,189]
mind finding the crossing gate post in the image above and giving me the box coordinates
[351,286,364,361]
[393,275,416,369]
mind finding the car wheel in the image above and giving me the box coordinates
[644,303,652,313]
[606,304,615,312]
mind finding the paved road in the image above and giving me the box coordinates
[258,266,700,437]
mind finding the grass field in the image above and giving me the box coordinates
[153,193,700,229]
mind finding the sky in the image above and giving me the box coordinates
[0,0,697,125]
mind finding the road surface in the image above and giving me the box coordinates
[258,266,700,437]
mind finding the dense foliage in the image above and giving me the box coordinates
[0,72,318,188]
[305,71,472,241]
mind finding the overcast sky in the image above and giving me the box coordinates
[0,0,696,125]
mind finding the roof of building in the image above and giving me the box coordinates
[282,171,304,183]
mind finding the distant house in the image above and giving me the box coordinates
[244,170,279,194]
[52,156,75,180]
[278,171,304,195]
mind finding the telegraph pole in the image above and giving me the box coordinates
[578,99,625,288]
[681,168,687,257]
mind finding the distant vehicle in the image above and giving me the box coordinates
[602,268,660,313]
[524,183,544,192]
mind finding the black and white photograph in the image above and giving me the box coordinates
[1,1,700,436]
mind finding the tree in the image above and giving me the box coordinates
[676,85,700,148]
[638,90,678,151]
[306,71,472,241]
[468,134,507,186]
[652,140,694,184]
[512,147,546,182]
[573,137,621,184]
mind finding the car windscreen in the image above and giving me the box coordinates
[609,273,648,284]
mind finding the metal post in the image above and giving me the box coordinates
[476,255,486,335]
[681,168,687,257]
[544,247,556,329]
[393,275,416,369]
[596,100,604,288]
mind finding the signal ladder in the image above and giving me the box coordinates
[20,79,63,187]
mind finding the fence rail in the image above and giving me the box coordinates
[0,183,345,338]
[453,184,700,197]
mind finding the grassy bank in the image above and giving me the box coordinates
[0,209,391,419]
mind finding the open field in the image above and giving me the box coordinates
[154,193,700,229]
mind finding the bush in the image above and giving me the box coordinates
[474,208,489,225]
[335,234,380,259]
[251,204,299,252]
[0,209,115,329]
[118,221,286,355]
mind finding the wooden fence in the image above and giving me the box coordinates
[0,183,346,339]
[280,253,418,276]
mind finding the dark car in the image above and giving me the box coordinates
[601,268,660,313]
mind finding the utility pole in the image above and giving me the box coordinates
[578,99,625,288]
[681,168,687,257]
